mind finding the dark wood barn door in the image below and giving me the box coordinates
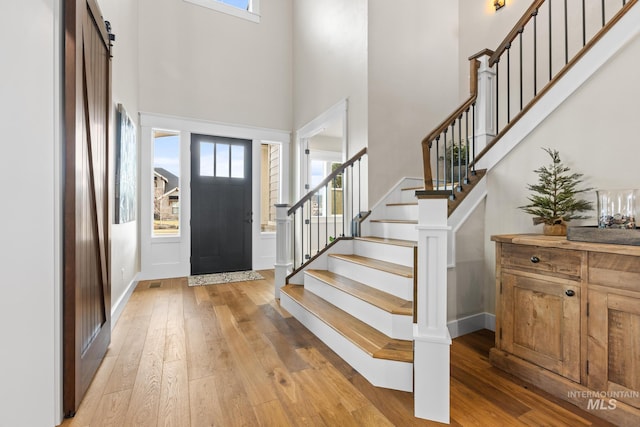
[63,0,112,416]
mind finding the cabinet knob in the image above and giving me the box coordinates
[530,256,540,263]
[565,289,576,297]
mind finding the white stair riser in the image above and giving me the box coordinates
[328,257,413,301]
[384,204,418,221]
[400,189,418,204]
[280,292,413,392]
[304,274,414,340]
[353,240,414,268]
[368,222,418,241]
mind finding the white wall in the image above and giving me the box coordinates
[293,0,368,156]
[0,1,61,425]
[99,0,142,323]
[483,30,640,315]
[138,0,293,131]
[368,0,459,204]
[458,0,530,102]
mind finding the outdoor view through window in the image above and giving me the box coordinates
[153,130,180,236]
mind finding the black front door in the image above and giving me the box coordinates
[191,134,253,274]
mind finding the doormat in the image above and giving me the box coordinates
[188,270,264,287]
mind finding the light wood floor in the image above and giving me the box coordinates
[60,270,614,426]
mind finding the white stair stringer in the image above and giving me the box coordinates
[303,272,413,340]
[328,255,413,301]
[279,290,413,392]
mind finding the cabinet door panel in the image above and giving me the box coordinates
[503,273,581,382]
[590,291,640,409]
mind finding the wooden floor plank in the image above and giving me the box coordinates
[122,327,164,426]
[158,359,191,427]
[60,272,617,427]
[188,375,224,427]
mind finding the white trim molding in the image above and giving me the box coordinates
[139,112,290,280]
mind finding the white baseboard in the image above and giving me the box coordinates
[111,273,139,328]
[447,312,495,338]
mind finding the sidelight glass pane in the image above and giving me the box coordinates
[231,145,244,178]
[153,130,180,236]
[200,142,214,177]
[216,143,230,177]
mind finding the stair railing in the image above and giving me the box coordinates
[274,148,367,295]
[421,0,637,197]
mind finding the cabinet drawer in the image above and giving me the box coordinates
[589,252,640,292]
[501,243,582,279]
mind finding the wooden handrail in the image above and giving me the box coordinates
[288,147,367,215]
[424,0,638,185]
[421,57,482,189]
[472,0,638,167]
[489,0,545,66]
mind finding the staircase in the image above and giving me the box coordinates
[280,180,420,392]
[276,0,640,414]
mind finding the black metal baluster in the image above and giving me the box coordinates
[333,176,337,242]
[495,62,500,134]
[449,123,456,200]
[519,28,524,111]
[471,102,476,176]
[457,115,463,191]
[564,0,568,65]
[358,157,362,215]
[307,200,311,260]
[341,169,347,237]
[533,9,538,96]
[549,0,553,80]
[442,130,448,193]
[324,184,328,249]
[464,108,470,184]
[507,44,511,123]
[316,190,322,254]
[582,0,586,47]
[602,0,606,27]
[435,136,440,190]
[350,165,354,236]
[293,211,296,269]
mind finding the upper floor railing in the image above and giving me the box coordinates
[422,0,637,198]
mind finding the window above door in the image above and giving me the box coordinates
[183,0,260,23]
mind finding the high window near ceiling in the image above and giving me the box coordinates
[183,0,260,23]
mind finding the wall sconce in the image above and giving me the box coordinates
[494,0,505,10]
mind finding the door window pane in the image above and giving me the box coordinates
[216,143,230,177]
[200,142,214,177]
[231,145,245,179]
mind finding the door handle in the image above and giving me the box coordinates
[565,289,575,297]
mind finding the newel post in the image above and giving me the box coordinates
[274,204,292,299]
[474,53,496,153]
[413,191,452,423]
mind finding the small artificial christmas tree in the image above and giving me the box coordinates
[519,148,593,235]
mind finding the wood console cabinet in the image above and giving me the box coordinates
[491,234,640,426]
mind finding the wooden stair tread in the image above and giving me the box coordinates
[355,236,417,247]
[306,270,413,316]
[281,285,413,363]
[369,219,418,224]
[328,254,413,278]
